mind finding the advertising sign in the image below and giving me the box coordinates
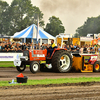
[0,53,23,61]
[80,37,93,41]
[84,56,91,63]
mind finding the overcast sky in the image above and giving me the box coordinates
[3,0,100,35]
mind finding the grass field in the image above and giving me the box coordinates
[0,77,100,87]
[0,61,29,67]
[0,61,15,67]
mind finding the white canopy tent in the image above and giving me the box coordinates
[11,24,55,44]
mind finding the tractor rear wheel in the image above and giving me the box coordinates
[52,50,72,73]
[93,61,100,72]
[30,61,40,73]
[16,62,26,72]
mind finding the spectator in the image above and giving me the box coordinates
[12,42,15,50]
[62,43,66,48]
[70,45,76,53]
[21,43,25,50]
[1,44,5,51]
[57,43,61,48]
[98,45,100,54]
[79,45,84,53]
[94,45,98,53]
[36,43,40,49]
[17,47,22,52]
[66,45,71,51]
[87,45,90,53]
[92,45,95,54]
[29,44,32,50]
[76,45,80,52]
[74,43,77,49]
[34,44,36,49]
[83,45,87,53]
[0,43,1,51]
[90,45,93,53]
[41,43,47,50]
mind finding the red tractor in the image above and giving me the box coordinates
[14,48,72,73]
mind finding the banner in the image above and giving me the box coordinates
[80,37,93,41]
[0,53,23,61]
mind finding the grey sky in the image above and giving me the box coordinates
[3,0,100,35]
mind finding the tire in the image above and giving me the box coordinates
[40,64,52,72]
[93,61,100,72]
[30,61,40,73]
[52,50,72,73]
[16,62,26,72]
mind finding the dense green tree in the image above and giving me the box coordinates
[76,16,100,36]
[73,33,79,38]
[0,0,9,35]
[44,16,65,36]
[8,0,44,35]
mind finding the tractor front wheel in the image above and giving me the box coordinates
[16,62,26,72]
[93,61,100,72]
[30,61,40,73]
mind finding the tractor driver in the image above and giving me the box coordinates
[47,39,56,57]
[51,39,56,48]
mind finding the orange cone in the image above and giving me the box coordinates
[17,73,24,77]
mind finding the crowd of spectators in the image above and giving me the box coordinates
[0,41,100,54]
[0,42,32,52]
[61,43,100,54]
[0,42,50,52]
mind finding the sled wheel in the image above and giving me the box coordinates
[93,61,100,72]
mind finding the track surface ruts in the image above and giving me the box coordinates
[0,84,100,100]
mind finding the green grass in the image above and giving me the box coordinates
[0,61,29,67]
[0,61,15,67]
[0,77,100,87]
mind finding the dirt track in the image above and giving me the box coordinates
[1,67,100,100]
[0,67,100,81]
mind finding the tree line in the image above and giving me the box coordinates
[1,0,100,37]
[75,15,100,37]
[0,0,65,36]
